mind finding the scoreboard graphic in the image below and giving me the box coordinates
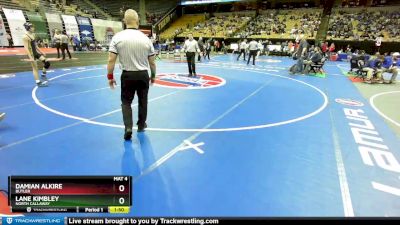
[8,176,132,213]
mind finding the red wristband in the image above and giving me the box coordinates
[107,73,114,80]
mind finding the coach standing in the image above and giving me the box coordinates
[183,33,200,77]
[107,9,157,140]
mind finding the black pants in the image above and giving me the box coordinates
[61,43,71,59]
[8,40,13,48]
[237,49,246,60]
[247,50,257,65]
[204,50,210,60]
[56,43,61,58]
[120,71,149,129]
[198,48,204,61]
[186,52,196,75]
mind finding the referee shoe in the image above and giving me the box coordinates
[137,123,147,132]
[124,128,133,140]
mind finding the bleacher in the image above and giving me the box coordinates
[89,0,139,18]
[160,14,206,40]
[236,8,322,39]
[89,0,176,24]
[163,8,322,40]
[328,6,400,42]
[69,0,109,19]
[0,0,27,11]
[177,11,254,39]
[27,0,93,18]
[147,0,176,15]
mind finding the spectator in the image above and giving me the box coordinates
[328,42,335,59]
[304,47,323,74]
[6,32,13,48]
[72,35,80,51]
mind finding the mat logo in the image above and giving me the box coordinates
[335,98,364,107]
[7,218,13,224]
[344,108,400,197]
[155,73,226,89]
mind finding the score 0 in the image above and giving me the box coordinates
[113,176,130,206]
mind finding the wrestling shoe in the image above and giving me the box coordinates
[37,81,48,87]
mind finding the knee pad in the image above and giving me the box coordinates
[43,60,51,69]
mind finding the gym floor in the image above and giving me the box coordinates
[0,51,399,217]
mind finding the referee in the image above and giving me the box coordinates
[247,39,259,65]
[183,33,200,77]
[107,9,156,140]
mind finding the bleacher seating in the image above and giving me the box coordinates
[89,0,139,18]
[69,0,109,19]
[178,12,254,39]
[236,8,322,39]
[89,0,176,24]
[147,0,175,15]
[0,0,27,11]
[160,14,206,40]
[328,6,400,42]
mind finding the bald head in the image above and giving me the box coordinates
[124,9,139,27]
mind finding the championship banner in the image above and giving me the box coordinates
[26,12,49,40]
[2,8,27,46]
[76,17,94,42]
[90,18,122,44]
[45,13,63,40]
[0,14,9,47]
[62,15,80,40]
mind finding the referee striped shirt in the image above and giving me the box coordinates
[109,28,155,71]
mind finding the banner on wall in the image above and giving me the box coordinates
[2,8,27,46]
[45,13,63,39]
[76,17,94,42]
[26,12,49,40]
[90,18,122,44]
[0,14,9,47]
[62,15,80,40]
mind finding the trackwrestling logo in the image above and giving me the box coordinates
[154,73,226,89]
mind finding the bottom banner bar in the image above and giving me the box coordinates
[2,217,400,225]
